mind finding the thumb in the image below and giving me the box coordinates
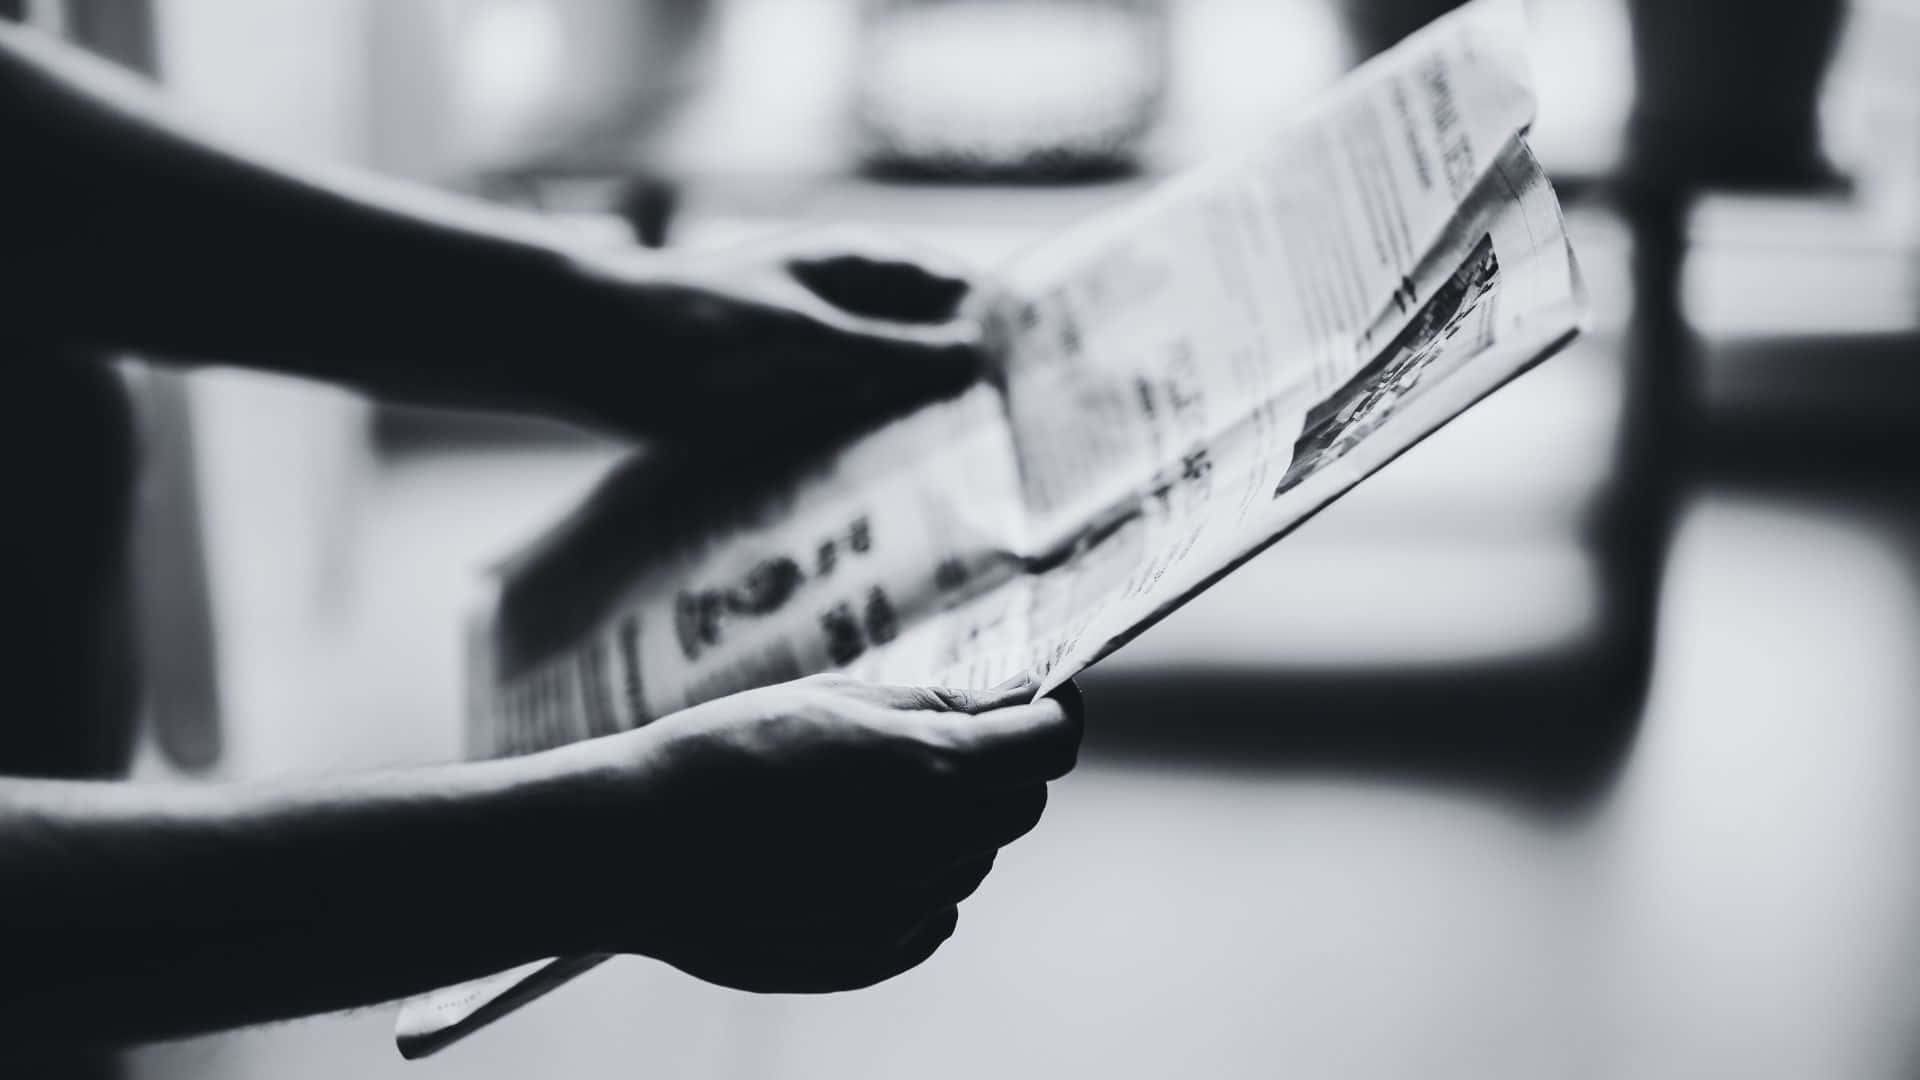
[799,303,986,407]
[789,253,974,323]
[933,694,1082,787]
[841,672,1036,714]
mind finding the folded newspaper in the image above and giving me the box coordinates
[397,0,1584,1056]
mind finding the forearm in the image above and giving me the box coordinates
[0,22,629,409]
[0,754,591,1046]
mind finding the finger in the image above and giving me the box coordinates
[657,930,886,994]
[825,904,961,992]
[885,903,961,978]
[934,785,1048,855]
[704,271,984,365]
[834,673,1036,715]
[798,297,986,361]
[841,785,1044,879]
[922,853,997,906]
[693,905,961,994]
[930,698,1082,787]
[780,300,986,408]
[1048,678,1086,728]
[845,853,997,913]
[774,226,977,319]
[789,253,973,323]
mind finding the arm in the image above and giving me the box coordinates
[0,23,980,441]
[0,755,574,1044]
[0,675,1080,1047]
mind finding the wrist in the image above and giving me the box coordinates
[531,252,687,432]
[470,733,670,957]
[457,246,628,417]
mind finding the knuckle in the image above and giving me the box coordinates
[902,686,973,714]
[1041,702,1083,757]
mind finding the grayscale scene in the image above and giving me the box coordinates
[4,1,1918,1077]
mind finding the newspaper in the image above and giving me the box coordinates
[398,0,1584,1056]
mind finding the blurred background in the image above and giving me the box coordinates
[9,0,1919,1076]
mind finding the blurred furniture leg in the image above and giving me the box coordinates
[1591,180,1689,731]
[1338,0,1463,62]
[1624,0,1845,192]
[1597,0,1857,660]
[60,0,226,771]
[123,368,224,770]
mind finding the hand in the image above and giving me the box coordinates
[561,230,986,445]
[540,673,1083,993]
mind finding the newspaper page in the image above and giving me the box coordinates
[398,0,1584,1055]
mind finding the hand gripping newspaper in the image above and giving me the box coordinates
[396,0,1585,1056]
